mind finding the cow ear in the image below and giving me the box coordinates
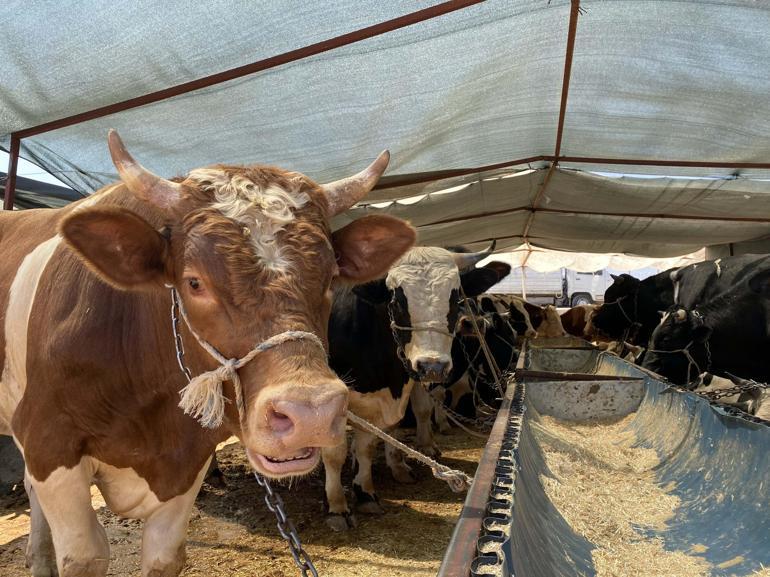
[748,269,770,296]
[479,297,496,313]
[460,268,500,297]
[60,207,171,290]
[352,279,390,304]
[610,273,621,283]
[332,215,416,284]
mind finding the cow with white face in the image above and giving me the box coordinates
[324,244,508,531]
[0,131,415,577]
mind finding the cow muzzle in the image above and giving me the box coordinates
[413,355,452,382]
[246,386,348,478]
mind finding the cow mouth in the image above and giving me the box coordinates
[247,447,321,477]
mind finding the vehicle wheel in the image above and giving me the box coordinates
[571,293,593,307]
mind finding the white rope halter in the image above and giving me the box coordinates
[170,288,326,429]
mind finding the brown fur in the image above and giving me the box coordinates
[5,163,414,500]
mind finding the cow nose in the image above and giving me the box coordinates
[269,390,347,448]
[458,318,476,336]
[414,357,451,382]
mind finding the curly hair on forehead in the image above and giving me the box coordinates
[179,168,333,310]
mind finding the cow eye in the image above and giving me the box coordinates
[187,278,202,292]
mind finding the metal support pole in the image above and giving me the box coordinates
[3,135,20,211]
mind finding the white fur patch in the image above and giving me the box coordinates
[0,236,62,433]
[0,190,112,434]
[188,169,309,273]
[386,247,459,370]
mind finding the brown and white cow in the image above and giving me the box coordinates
[536,304,568,338]
[561,304,600,338]
[0,131,415,577]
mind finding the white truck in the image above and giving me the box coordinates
[488,267,612,307]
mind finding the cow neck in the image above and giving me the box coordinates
[170,287,325,429]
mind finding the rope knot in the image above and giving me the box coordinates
[178,365,232,429]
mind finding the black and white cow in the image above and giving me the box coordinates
[431,295,519,428]
[591,255,770,348]
[323,244,508,530]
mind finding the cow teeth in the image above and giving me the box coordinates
[265,449,313,463]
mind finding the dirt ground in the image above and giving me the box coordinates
[0,427,483,577]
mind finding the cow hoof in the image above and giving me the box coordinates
[391,466,416,484]
[28,564,58,577]
[326,513,358,532]
[356,500,385,515]
[26,556,58,577]
[353,485,384,515]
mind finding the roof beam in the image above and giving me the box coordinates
[420,205,770,228]
[14,1,485,140]
[4,1,485,209]
[522,0,581,253]
[3,136,20,210]
[555,156,770,170]
[373,155,546,190]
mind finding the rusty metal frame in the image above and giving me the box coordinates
[6,0,770,212]
[521,0,582,259]
[2,135,20,210]
[2,0,485,209]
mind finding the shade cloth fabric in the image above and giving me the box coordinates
[2,1,770,257]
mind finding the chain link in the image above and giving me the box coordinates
[171,292,319,577]
[171,295,193,382]
[254,473,319,577]
[692,374,769,402]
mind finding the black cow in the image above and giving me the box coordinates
[592,255,770,348]
[643,268,770,387]
[435,296,518,420]
[322,244,509,530]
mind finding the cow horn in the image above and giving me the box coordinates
[322,150,390,216]
[675,309,686,321]
[452,240,496,270]
[108,130,182,209]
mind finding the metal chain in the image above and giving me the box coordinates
[442,403,495,433]
[171,294,319,577]
[254,473,319,577]
[693,375,770,402]
[171,295,193,382]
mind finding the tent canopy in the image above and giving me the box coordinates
[3,1,770,257]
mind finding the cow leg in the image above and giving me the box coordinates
[431,387,452,434]
[140,458,209,577]
[28,463,109,577]
[411,385,440,458]
[385,441,415,484]
[322,439,357,531]
[24,474,58,577]
[351,430,384,515]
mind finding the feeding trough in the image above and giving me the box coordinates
[440,340,770,577]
